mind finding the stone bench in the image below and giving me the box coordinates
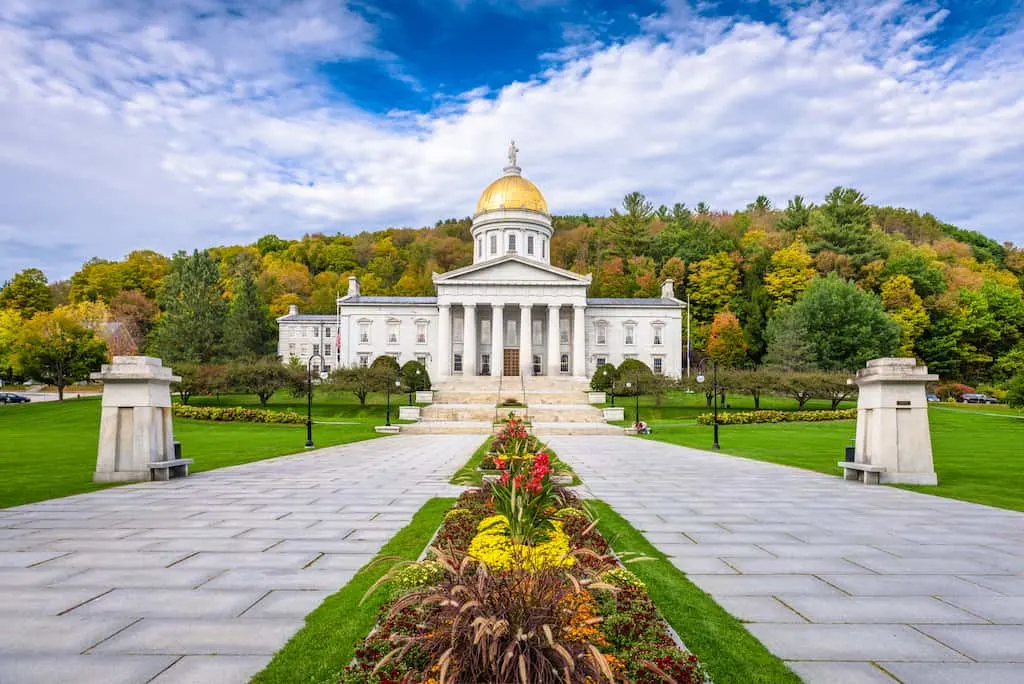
[149,458,193,481]
[838,461,886,485]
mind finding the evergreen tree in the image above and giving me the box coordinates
[224,273,275,359]
[607,192,654,258]
[151,250,226,363]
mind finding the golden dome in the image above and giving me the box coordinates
[476,174,548,215]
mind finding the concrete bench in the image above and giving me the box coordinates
[838,461,886,485]
[149,458,193,481]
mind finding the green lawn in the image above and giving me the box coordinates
[604,388,855,425]
[641,404,1024,513]
[0,389,406,509]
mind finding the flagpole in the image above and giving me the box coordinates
[686,292,691,378]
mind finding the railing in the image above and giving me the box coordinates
[494,371,503,425]
[520,369,529,425]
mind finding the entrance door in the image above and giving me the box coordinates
[503,349,519,376]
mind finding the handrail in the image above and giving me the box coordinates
[520,366,528,425]
[494,368,503,425]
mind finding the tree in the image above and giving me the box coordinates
[764,240,815,306]
[171,362,225,405]
[881,275,929,357]
[590,363,618,392]
[813,371,858,409]
[607,192,654,258]
[224,272,276,358]
[14,311,107,400]
[331,365,382,405]
[810,187,888,267]
[722,367,776,409]
[707,312,748,368]
[224,357,301,407]
[763,307,815,371]
[789,275,900,371]
[69,258,125,303]
[1007,373,1024,409]
[401,360,431,393]
[615,359,653,395]
[371,354,401,382]
[151,250,227,363]
[777,195,811,231]
[688,252,740,321]
[0,268,52,318]
[0,308,21,381]
[108,290,159,354]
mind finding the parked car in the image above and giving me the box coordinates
[0,392,31,404]
[961,393,999,404]
[926,393,940,403]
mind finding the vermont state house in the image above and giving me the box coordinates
[277,147,685,380]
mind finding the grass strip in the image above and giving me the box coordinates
[449,436,493,485]
[589,501,801,684]
[251,497,456,684]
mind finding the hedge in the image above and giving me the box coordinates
[696,408,858,425]
[172,404,306,424]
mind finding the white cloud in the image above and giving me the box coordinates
[0,0,1022,282]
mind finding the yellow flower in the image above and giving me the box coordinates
[467,515,574,571]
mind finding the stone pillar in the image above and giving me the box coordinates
[547,304,560,376]
[519,304,532,376]
[854,357,939,485]
[437,304,451,378]
[92,356,180,483]
[464,303,477,377]
[572,304,586,378]
[491,304,504,377]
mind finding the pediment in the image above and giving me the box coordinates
[433,256,591,285]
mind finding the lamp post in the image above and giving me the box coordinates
[305,353,328,449]
[408,368,420,406]
[386,378,401,427]
[695,359,720,450]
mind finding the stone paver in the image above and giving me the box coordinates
[547,435,1024,684]
[0,434,478,684]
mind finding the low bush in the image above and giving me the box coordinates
[696,408,857,425]
[171,404,305,424]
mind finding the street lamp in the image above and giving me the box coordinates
[305,353,328,449]
[386,378,401,426]
[408,368,421,406]
[695,359,720,450]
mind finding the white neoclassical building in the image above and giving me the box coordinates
[277,146,685,380]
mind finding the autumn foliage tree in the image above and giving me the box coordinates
[707,312,748,368]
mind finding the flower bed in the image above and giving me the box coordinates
[171,404,305,424]
[696,408,857,425]
[341,443,706,683]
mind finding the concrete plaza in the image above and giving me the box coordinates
[547,435,1024,684]
[0,435,477,684]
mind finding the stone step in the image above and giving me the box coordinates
[400,421,493,435]
[531,422,625,435]
[527,406,606,423]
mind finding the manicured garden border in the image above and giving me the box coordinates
[589,501,801,684]
[448,436,580,486]
[251,497,456,684]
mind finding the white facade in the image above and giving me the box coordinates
[276,153,685,380]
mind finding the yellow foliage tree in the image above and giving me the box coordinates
[688,252,740,321]
[764,239,815,305]
[881,275,929,357]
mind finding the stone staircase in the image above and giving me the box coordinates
[402,375,621,435]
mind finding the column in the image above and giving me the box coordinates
[547,304,560,376]
[438,304,451,378]
[519,303,532,376]
[464,303,477,377]
[491,304,504,377]
[572,304,586,377]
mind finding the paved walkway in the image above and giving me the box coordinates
[548,435,1024,684]
[0,434,479,684]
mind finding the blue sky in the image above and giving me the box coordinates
[1,0,1023,280]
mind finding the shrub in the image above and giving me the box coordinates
[616,359,653,395]
[591,362,618,391]
[400,359,430,392]
[599,566,646,590]
[171,404,305,424]
[369,354,400,379]
[1007,373,1024,409]
[936,382,975,401]
[696,408,857,425]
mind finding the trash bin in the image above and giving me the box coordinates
[845,443,855,462]
[174,441,182,460]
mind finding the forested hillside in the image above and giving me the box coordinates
[2,187,1022,388]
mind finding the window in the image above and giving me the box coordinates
[506,319,517,346]
[313,344,320,355]
[325,344,331,356]
[359,322,370,344]
[653,324,664,346]
[532,319,542,345]
[416,321,427,344]
[508,233,516,253]
[477,238,483,258]
[542,239,546,258]
[624,323,635,346]
[596,322,607,345]
[358,354,370,368]
[560,353,569,373]
[480,319,491,345]
[481,354,491,375]
[325,327,331,337]
[527,235,534,255]
[490,234,497,254]
[559,321,569,344]
[453,353,463,373]
[323,364,331,373]
[453,319,463,343]
[387,321,399,345]
[653,357,664,375]
[416,354,428,366]
[313,327,319,337]
[288,343,296,355]
[532,355,541,376]
[596,356,606,368]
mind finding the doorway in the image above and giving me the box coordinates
[503,349,519,376]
